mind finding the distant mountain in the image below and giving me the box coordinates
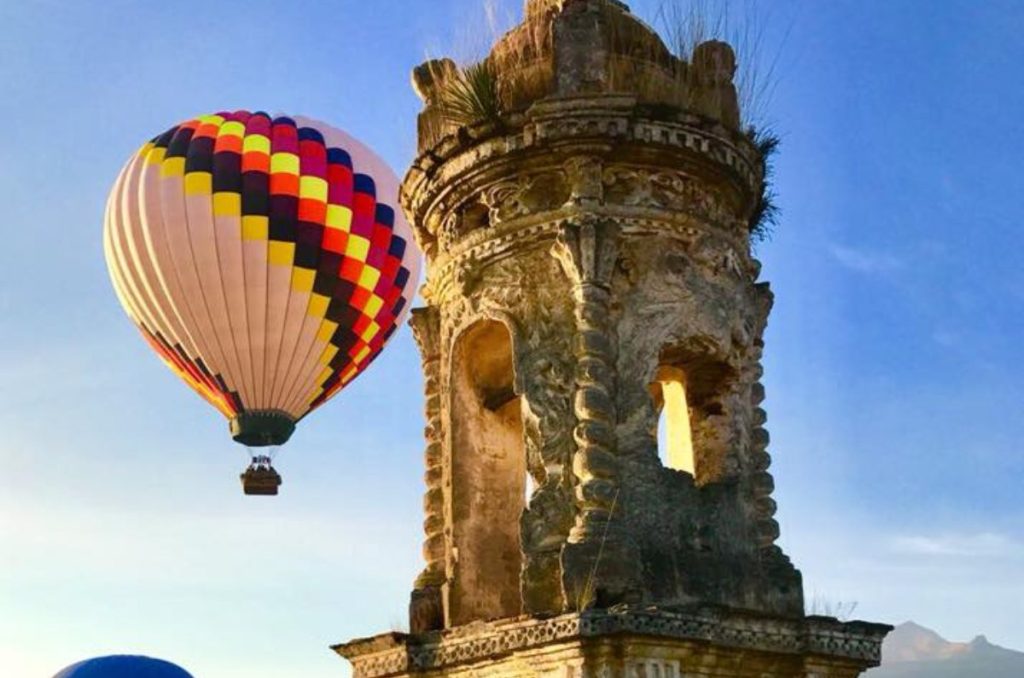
[866,621,1024,677]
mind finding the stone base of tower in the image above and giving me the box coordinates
[333,606,891,678]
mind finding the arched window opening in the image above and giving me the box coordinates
[449,320,525,625]
[650,365,695,475]
[650,347,735,485]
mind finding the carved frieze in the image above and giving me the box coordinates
[602,166,739,231]
[482,171,570,224]
[335,607,891,678]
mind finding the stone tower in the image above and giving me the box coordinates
[335,1,890,676]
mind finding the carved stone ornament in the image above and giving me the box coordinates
[552,218,620,289]
[602,166,738,229]
[563,155,604,206]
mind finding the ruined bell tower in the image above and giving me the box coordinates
[335,1,890,675]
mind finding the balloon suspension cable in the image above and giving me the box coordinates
[252,454,273,468]
[240,447,283,497]
[237,444,279,464]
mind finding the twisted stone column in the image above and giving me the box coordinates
[408,307,445,632]
[552,218,635,607]
[748,358,780,550]
[746,283,782,553]
[553,219,620,532]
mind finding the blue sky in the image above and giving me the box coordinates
[1,1,1022,676]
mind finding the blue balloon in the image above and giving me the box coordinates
[53,655,193,678]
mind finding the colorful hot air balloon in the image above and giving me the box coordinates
[104,111,420,494]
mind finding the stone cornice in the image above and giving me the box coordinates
[401,96,764,260]
[333,607,892,678]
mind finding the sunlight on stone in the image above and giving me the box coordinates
[655,365,695,474]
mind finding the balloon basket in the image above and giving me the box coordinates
[240,458,282,496]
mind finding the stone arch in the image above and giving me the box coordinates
[446,317,526,624]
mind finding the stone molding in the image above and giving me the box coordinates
[334,607,891,678]
[402,96,762,263]
[422,208,756,310]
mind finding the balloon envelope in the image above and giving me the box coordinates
[54,655,193,678]
[104,111,420,446]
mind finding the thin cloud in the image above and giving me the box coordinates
[888,532,1024,558]
[828,243,904,275]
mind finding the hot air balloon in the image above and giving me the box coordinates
[54,655,193,678]
[104,111,420,495]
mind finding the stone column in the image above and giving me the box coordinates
[552,218,636,607]
[408,307,445,633]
